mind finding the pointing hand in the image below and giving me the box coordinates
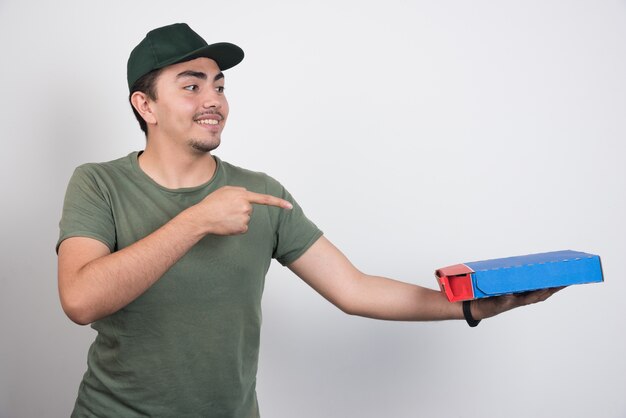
[190,186,292,235]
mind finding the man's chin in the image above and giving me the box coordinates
[187,138,220,153]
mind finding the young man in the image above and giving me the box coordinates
[57,23,559,418]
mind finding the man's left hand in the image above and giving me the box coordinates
[471,287,565,320]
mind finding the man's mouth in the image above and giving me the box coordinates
[193,111,223,127]
[195,119,220,125]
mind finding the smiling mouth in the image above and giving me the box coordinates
[195,119,219,125]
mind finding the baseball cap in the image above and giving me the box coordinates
[127,23,244,91]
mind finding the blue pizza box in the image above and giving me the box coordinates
[435,250,603,302]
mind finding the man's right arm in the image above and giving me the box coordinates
[57,186,292,325]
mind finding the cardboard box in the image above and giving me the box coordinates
[435,250,603,302]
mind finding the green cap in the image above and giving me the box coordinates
[127,23,244,91]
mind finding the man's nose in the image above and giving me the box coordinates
[202,89,222,109]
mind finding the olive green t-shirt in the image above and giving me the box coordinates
[57,152,323,418]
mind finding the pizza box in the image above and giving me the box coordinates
[435,250,603,302]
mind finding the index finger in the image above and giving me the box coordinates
[245,191,293,210]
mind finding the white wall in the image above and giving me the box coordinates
[1,1,625,417]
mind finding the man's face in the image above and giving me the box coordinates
[149,57,229,153]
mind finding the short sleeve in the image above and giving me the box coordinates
[269,181,323,266]
[56,165,116,253]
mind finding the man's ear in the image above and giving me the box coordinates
[130,92,157,126]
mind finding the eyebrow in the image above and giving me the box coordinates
[176,70,224,82]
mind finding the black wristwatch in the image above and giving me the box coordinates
[462,300,481,328]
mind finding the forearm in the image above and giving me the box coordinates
[340,274,464,321]
[290,237,464,321]
[59,209,205,324]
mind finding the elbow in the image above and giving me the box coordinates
[328,275,365,317]
[333,295,360,317]
[335,301,352,316]
[66,312,93,327]
[59,290,96,326]
[61,301,93,326]
[337,302,366,318]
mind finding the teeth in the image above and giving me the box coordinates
[197,119,219,125]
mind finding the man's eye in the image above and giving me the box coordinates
[216,86,225,93]
[184,85,198,91]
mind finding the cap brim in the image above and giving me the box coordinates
[158,42,244,72]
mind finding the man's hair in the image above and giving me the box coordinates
[128,68,163,136]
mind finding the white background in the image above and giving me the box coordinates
[1,1,625,417]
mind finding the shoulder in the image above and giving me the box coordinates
[66,153,140,201]
[73,152,136,178]
[70,152,139,187]
[218,158,284,194]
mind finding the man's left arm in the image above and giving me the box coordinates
[288,236,561,322]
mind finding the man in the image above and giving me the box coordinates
[57,23,559,417]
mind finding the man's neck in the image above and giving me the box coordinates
[138,139,217,189]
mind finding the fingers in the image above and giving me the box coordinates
[245,191,293,210]
[195,186,293,236]
[521,286,566,305]
[476,286,566,319]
